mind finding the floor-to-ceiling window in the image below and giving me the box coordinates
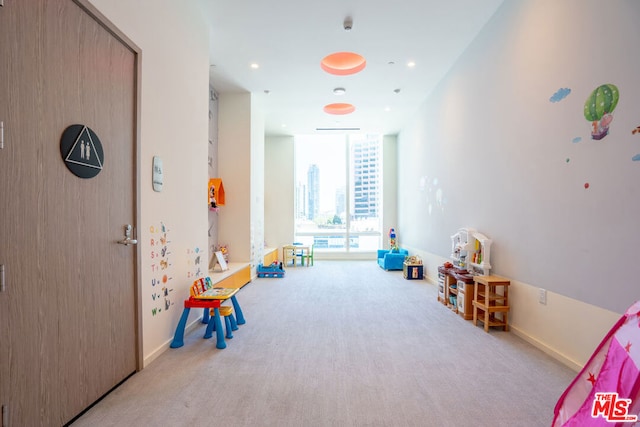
[294,133,382,254]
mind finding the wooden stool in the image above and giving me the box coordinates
[472,275,510,332]
[204,306,238,340]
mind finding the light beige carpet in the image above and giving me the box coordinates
[71,260,577,426]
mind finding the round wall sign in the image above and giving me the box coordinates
[60,124,104,179]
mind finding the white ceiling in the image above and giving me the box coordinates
[205,0,505,136]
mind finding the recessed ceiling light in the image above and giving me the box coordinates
[384,107,391,112]
[333,87,346,95]
[250,63,259,69]
[407,61,416,68]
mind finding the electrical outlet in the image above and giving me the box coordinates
[538,288,547,305]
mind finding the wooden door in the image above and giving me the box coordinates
[0,4,9,424]
[0,1,139,425]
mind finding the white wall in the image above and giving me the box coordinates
[218,93,252,263]
[251,95,266,267]
[398,0,638,368]
[264,136,295,251]
[208,87,220,256]
[217,92,266,268]
[89,0,210,366]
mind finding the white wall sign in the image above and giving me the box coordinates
[152,156,163,192]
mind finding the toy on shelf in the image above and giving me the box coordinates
[389,227,398,250]
[405,255,422,265]
[207,178,225,211]
[257,262,285,278]
[209,250,229,272]
[214,244,229,263]
[450,227,492,275]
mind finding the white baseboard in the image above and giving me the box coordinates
[510,325,582,373]
[143,317,203,368]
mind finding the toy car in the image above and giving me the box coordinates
[256,262,285,278]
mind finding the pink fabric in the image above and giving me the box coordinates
[553,301,640,427]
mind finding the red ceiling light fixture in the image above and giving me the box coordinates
[321,52,366,76]
[324,103,356,115]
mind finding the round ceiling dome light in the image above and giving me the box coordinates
[321,52,366,76]
[324,103,355,115]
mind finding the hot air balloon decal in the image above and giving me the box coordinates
[584,83,619,140]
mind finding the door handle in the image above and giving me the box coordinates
[117,224,138,246]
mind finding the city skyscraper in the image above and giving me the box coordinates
[335,185,346,217]
[295,182,307,219]
[307,164,319,220]
[351,136,380,219]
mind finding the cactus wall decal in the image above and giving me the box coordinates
[583,83,619,140]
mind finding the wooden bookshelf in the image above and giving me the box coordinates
[210,262,251,289]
